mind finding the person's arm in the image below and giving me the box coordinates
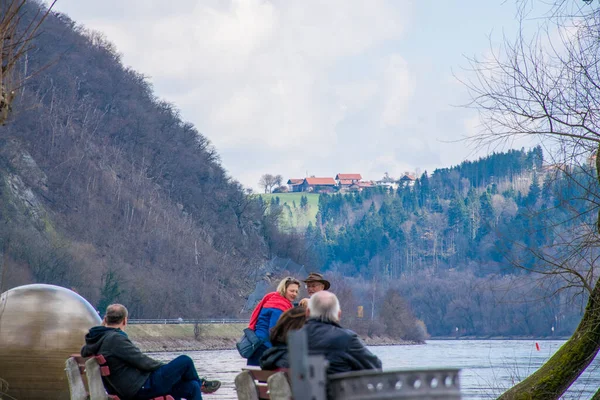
[268,309,284,330]
[81,344,93,357]
[111,334,164,371]
[347,333,382,370]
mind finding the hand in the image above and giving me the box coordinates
[299,298,309,308]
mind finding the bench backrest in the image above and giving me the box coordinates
[84,356,175,400]
[85,357,111,400]
[235,369,291,400]
[65,357,87,400]
[266,371,292,400]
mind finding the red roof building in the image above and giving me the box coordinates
[304,177,336,186]
[301,177,337,193]
[399,173,416,187]
[335,173,362,181]
[358,181,375,188]
[287,178,305,192]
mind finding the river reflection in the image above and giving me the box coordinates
[150,339,600,399]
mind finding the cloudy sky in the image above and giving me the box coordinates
[48,0,529,190]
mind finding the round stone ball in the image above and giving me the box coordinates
[0,284,101,400]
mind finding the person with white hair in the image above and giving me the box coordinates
[302,291,382,375]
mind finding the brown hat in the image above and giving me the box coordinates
[302,272,330,290]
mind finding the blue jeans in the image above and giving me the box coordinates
[134,355,202,400]
[247,344,268,367]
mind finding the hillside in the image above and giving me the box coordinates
[301,148,589,336]
[0,3,275,317]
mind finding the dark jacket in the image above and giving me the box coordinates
[302,319,382,375]
[259,343,289,370]
[81,326,164,399]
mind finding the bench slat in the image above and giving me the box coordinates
[236,369,292,400]
[65,357,87,400]
[235,370,260,400]
[267,371,293,400]
[244,369,280,382]
[257,385,269,399]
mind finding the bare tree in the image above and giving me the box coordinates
[464,4,600,398]
[0,0,55,125]
[258,173,282,193]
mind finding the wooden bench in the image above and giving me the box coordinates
[234,368,292,400]
[85,355,175,400]
[64,354,174,400]
[65,356,87,400]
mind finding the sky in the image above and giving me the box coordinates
[47,0,529,190]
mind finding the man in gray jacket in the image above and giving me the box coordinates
[303,291,382,375]
[81,304,220,400]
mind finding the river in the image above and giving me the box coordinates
[150,339,600,399]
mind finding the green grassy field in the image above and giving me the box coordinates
[261,192,320,229]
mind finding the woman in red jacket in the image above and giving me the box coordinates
[246,276,300,366]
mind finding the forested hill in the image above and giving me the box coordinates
[307,146,568,277]
[290,147,590,336]
[0,3,272,317]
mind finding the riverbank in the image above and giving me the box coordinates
[127,323,416,352]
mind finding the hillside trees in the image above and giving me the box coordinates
[0,2,280,317]
[465,2,600,398]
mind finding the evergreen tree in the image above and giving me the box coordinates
[300,195,308,209]
[525,173,541,207]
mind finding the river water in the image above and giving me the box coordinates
[151,339,600,399]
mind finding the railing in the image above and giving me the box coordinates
[328,369,461,399]
[127,318,246,325]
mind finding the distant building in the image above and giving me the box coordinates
[399,173,416,187]
[336,173,362,191]
[301,177,337,193]
[336,173,362,183]
[376,172,398,189]
[287,178,304,192]
[358,181,376,189]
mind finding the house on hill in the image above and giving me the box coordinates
[287,178,304,192]
[358,181,376,189]
[376,172,398,189]
[399,173,416,187]
[336,173,362,190]
[301,177,337,193]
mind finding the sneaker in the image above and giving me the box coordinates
[201,378,221,394]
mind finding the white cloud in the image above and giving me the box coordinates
[380,54,414,127]
[52,0,495,189]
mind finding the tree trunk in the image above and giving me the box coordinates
[499,278,600,399]
[498,145,600,399]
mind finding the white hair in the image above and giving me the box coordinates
[308,291,340,323]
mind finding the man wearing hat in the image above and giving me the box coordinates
[299,272,330,308]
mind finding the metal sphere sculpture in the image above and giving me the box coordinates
[0,284,101,400]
